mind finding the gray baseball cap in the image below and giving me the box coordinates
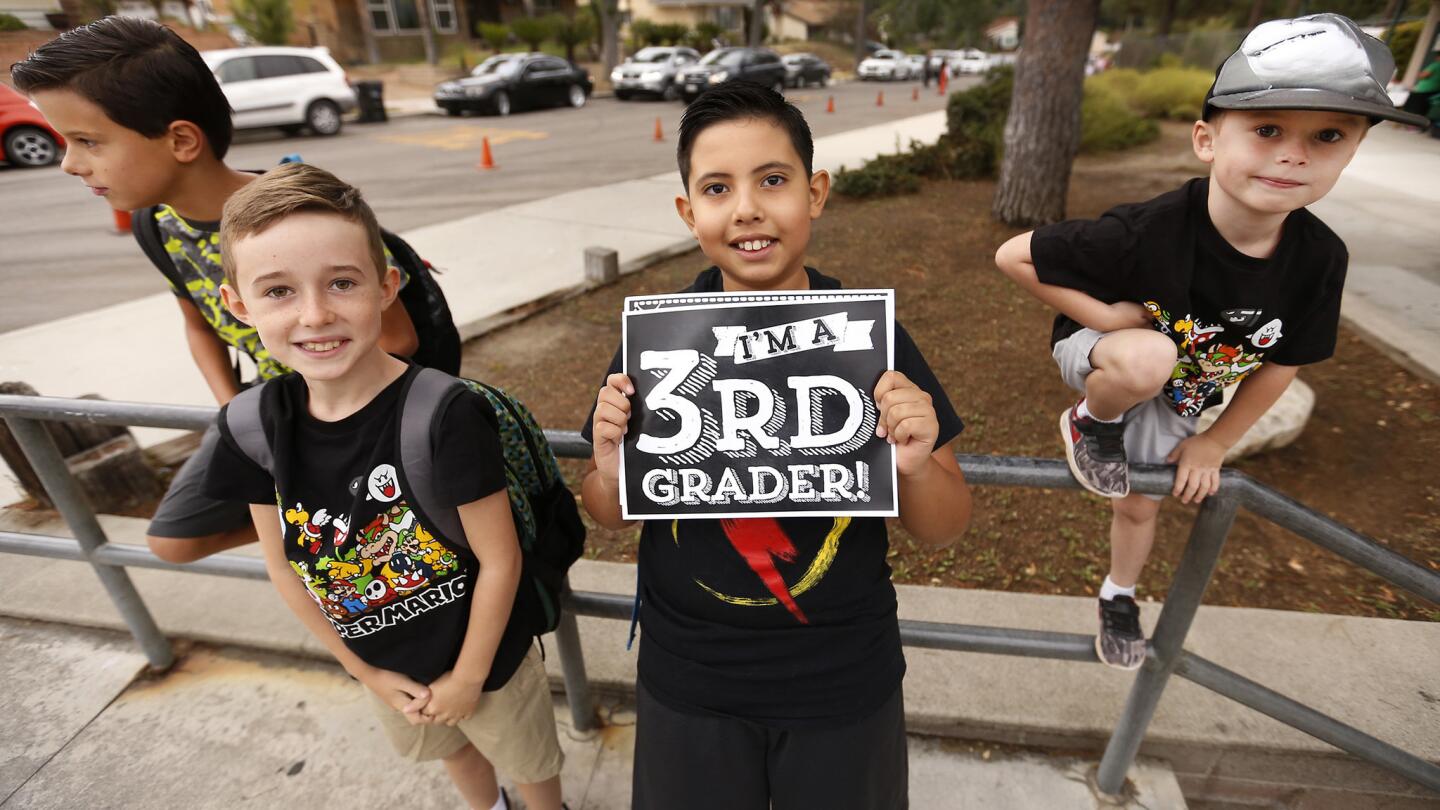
[1204,13,1428,127]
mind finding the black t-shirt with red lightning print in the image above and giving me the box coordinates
[582,268,964,729]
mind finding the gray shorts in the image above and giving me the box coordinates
[1053,328,1196,498]
[147,422,255,539]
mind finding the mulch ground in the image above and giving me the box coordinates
[460,122,1439,621]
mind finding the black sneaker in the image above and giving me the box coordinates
[1060,401,1129,498]
[1096,595,1146,670]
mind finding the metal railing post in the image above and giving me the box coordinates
[555,581,599,732]
[5,416,175,669]
[1096,490,1240,794]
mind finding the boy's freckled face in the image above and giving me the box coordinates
[29,89,179,212]
[677,117,828,291]
[223,211,398,383]
[1195,108,1367,216]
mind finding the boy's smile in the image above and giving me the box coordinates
[29,88,180,213]
[221,211,400,385]
[676,118,829,292]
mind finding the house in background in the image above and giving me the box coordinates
[984,15,1018,50]
[620,0,746,35]
[766,0,842,42]
[1,0,63,28]
[286,0,576,65]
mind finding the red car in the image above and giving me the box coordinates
[1,83,65,168]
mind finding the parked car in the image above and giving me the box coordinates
[435,53,592,116]
[675,47,787,102]
[953,48,989,74]
[611,46,701,101]
[858,49,911,81]
[202,46,357,136]
[0,84,64,168]
[904,54,927,79]
[781,53,832,88]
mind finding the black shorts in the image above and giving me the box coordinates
[632,680,908,810]
[146,423,254,539]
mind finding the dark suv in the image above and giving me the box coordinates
[675,48,787,102]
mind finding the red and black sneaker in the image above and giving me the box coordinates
[1060,401,1129,498]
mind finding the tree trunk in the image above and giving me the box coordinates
[853,0,867,63]
[1246,0,1267,30]
[1156,0,1178,39]
[596,0,620,73]
[749,0,765,46]
[992,0,1100,227]
[417,0,438,66]
[0,383,165,514]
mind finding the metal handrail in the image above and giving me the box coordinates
[1,393,1437,796]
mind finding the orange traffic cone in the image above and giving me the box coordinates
[826,95,835,113]
[654,116,664,142]
[112,208,132,234]
[912,86,919,101]
[876,90,884,107]
[478,136,495,170]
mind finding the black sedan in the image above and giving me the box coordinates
[782,53,832,88]
[434,53,592,116]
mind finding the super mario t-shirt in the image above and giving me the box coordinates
[203,364,530,688]
[1031,177,1347,416]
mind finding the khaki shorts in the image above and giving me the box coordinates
[1053,328,1197,500]
[368,646,563,783]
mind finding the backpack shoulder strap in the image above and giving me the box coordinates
[400,367,468,548]
[222,382,273,475]
[131,206,189,295]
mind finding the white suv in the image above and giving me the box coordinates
[202,47,357,137]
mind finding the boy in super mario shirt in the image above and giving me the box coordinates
[994,14,1427,670]
[201,164,564,810]
[581,82,973,809]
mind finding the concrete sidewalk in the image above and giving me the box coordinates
[1,510,1435,808]
[0,109,944,507]
[1311,123,1440,383]
[2,616,1190,809]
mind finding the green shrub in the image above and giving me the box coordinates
[690,21,723,50]
[1087,67,1142,102]
[1129,66,1212,121]
[1080,83,1159,153]
[833,158,922,197]
[0,12,27,31]
[1387,20,1425,75]
[476,22,509,53]
[233,0,293,45]
[510,16,553,51]
[549,13,594,62]
[657,22,689,45]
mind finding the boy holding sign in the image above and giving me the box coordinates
[580,83,972,809]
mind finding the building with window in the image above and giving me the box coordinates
[288,0,577,64]
[619,0,746,35]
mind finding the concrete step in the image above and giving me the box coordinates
[1,615,1186,809]
[2,510,1436,808]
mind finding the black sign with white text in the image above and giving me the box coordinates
[620,290,896,520]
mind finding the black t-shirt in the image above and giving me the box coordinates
[203,364,532,688]
[1031,177,1347,416]
[581,267,964,728]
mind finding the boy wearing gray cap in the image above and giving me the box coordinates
[993,14,1427,669]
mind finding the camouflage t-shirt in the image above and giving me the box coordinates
[154,205,409,381]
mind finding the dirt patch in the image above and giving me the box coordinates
[461,121,1439,621]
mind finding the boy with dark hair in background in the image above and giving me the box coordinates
[12,17,455,565]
